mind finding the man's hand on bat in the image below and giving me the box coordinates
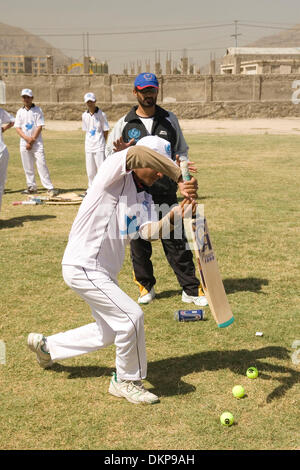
[178,176,198,200]
[169,198,197,224]
[113,136,135,152]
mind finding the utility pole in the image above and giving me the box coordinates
[82,33,86,58]
[86,32,90,57]
[231,20,242,47]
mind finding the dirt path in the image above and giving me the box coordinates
[45,118,300,135]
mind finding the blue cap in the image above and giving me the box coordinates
[134,73,159,90]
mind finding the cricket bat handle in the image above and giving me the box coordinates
[180,158,200,204]
[13,200,39,206]
[180,159,191,182]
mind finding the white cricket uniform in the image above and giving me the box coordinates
[14,105,54,190]
[82,107,110,188]
[47,149,158,381]
[0,108,15,211]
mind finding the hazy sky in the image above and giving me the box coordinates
[2,0,300,73]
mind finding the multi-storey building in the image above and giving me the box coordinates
[221,47,300,75]
[0,55,53,74]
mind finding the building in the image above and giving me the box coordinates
[0,55,53,75]
[89,60,109,74]
[221,47,300,75]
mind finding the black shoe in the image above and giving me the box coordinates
[21,187,37,194]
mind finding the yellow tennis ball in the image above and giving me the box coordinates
[232,385,245,398]
[246,367,258,379]
[220,412,234,426]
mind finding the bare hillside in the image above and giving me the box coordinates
[0,22,70,68]
[249,24,300,47]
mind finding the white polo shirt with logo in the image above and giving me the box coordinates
[62,148,157,279]
[14,105,45,150]
[82,107,110,153]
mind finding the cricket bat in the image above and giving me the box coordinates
[13,200,41,206]
[180,160,234,328]
[13,192,84,206]
[29,192,84,205]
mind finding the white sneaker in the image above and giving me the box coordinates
[182,290,208,307]
[109,372,159,404]
[27,333,53,369]
[138,287,155,304]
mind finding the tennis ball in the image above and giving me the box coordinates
[232,385,245,398]
[246,367,258,379]
[220,412,234,426]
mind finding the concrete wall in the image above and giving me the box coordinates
[2,73,300,119]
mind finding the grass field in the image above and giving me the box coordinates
[0,129,299,450]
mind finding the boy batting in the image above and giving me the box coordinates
[27,136,198,405]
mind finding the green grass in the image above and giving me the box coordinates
[0,130,299,450]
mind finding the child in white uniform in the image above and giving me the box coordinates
[82,92,110,189]
[14,89,58,196]
[27,136,198,405]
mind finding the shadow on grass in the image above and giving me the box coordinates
[153,278,268,299]
[148,346,298,403]
[56,188,86,194]
[0,214,56,229]
[50,346,298,403]
[155,289,181,300]
[51,363,114,379]
[3,188,25,194]
[224,277,269,294]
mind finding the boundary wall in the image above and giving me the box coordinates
[2,74,300,120]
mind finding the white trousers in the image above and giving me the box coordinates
[0,147,9,211]
[85,150,105,188]
[20,147,54,190]
[47,265,147,381]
